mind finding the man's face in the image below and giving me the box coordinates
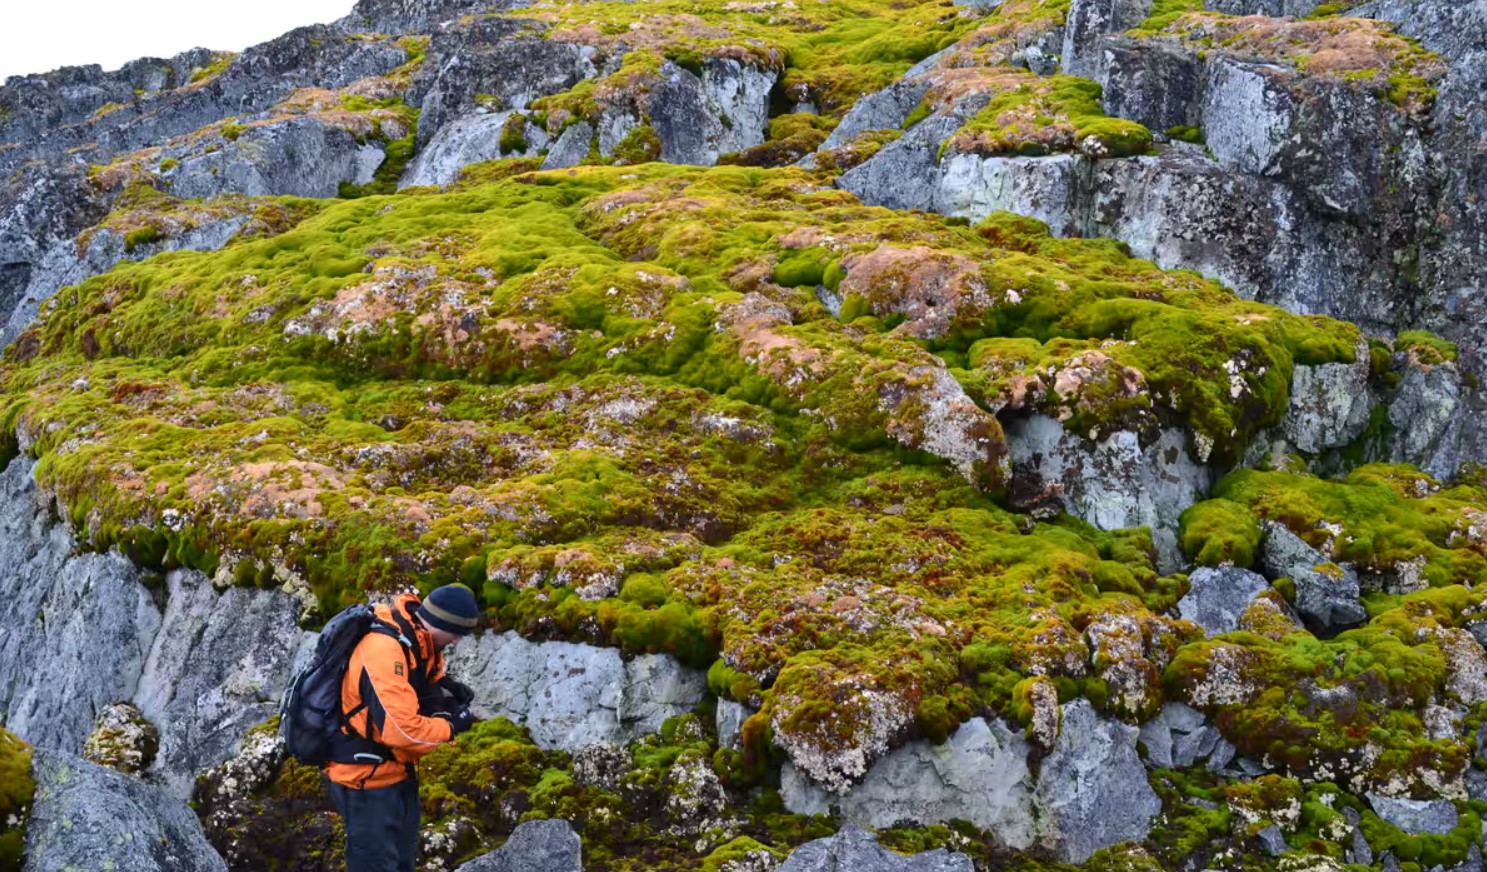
[429,625,462,651]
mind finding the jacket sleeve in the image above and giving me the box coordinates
[353,633,455,751]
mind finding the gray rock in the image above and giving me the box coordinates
[410,18,595,152]
[3,213,247,348]
[167,117,386,201]
[1177,567,1272,637]
[1389,358,1464,479]
[1348,824,1374,866]
[23,749,228,872]
[340,0,531,35]
[1284,339,1373,454]
[838,112,966,212]
[717,699,754,751]
[448,631,707,751]
[543,122,596,170]
[401,111,550,188]
[1006,416,1209,572]
[1061,0,1153,81]
[1257,824,1288,857]
[933,154,1088,236]
[1033,699,1161,864]
[818,77,932,152]
[1366,793,1460,836]
[133,569,309,798]
[454,819,583,872]
[778,824,974,872]
[1138,702,1231,769]
[0,458,160,753]
[781,718,1037,849]
[1260,522,1365,628]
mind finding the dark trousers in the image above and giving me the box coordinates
[329,776,421,872]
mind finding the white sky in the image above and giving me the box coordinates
[3,0,358,82]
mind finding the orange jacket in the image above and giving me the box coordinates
[327,593,454,789]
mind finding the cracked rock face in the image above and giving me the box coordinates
[0,458,160,754]
[448,630,708,751]
[24,749,229,872]
[1138,701,1236,771]
[1260,522,1366,629]
[134,569,311,798]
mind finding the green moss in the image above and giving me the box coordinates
[188,51,237,85]
[221,123,247,142]
[0,157,1369,771]
[1179,498,1261,567]
[1396,329,1458,364]
[0,729,34,872]
[945,73,1152,158]
[1165,125,1203,143]
[123,225,164,253]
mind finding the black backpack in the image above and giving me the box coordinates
[278,603,423,767]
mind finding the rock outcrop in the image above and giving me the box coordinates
[0,457,159,753]
[23,749,228,872]
[448,631,708,751]
[782,702,1160,863]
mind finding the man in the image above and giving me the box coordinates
[328,584,481,872]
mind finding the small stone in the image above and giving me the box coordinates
[1257,824,1288,856]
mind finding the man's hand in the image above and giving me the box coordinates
[438,676,475,707]
[435,707,478,736]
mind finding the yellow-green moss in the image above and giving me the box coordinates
[0,729,35,872]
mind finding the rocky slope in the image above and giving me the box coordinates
[1,0,1486,868]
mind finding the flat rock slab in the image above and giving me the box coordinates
[1178,566,1271,636]
[24,749,228,872]
[1366,793,1460,835]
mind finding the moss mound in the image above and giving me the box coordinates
[0,728,35,872]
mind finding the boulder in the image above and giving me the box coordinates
[448,631,707,751]
[543,122,597,170]
[1061,0,1154,81]
[1033,699,1162,864]
[1366,793,1459,835]
[133,570,311,797]
[778,824,974,872]
[781,718,1037,849]
[1177,567,1272,637]
[716,700,754,751]
[23,749,228,872]
[454,819,583,872]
